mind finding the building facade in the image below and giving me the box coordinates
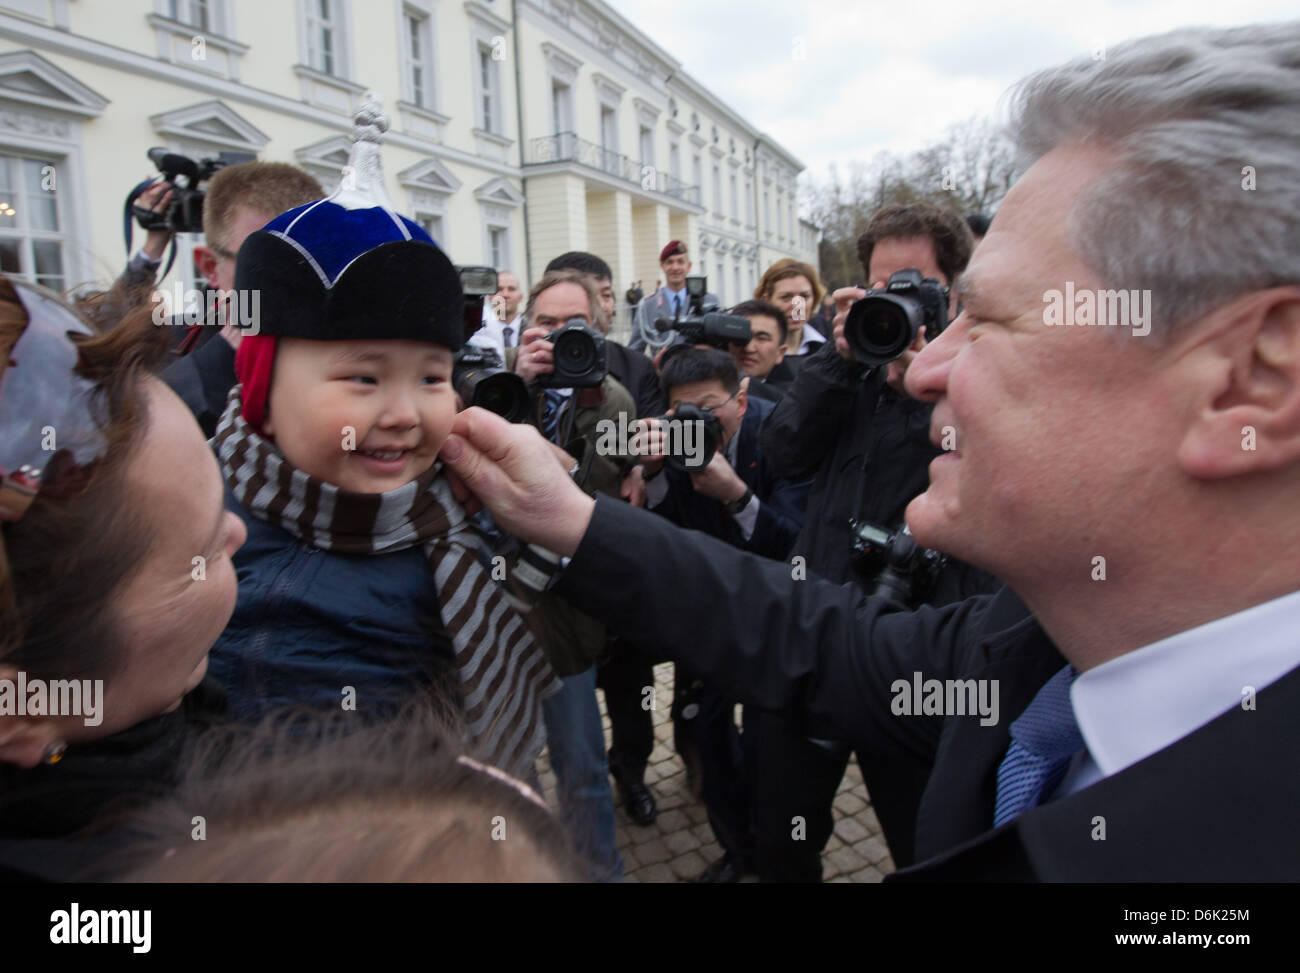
[0,0,816,319]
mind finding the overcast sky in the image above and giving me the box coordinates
[604,0,1297,191]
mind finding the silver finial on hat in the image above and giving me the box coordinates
[329,92,397,211]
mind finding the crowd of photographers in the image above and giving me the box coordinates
[3,19,1298,885]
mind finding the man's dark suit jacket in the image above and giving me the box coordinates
[556,496,1300,881]
[649,395,808,562]
[605,339,665,419]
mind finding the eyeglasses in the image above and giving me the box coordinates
[669,390,737,415]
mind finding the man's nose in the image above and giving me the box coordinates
[905,317,963,402]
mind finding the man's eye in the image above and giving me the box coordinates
[347,375,378,385]
[423,374,447,385]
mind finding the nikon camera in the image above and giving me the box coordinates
[843,268,950,366]
[537,317,608,389]
[849,520,947,608]
[128,147,256,237]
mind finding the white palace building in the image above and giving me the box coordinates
[0,0,818,314]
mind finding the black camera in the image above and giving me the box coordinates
[646,402,722,473]
[130,147,256,236]
[654,275,751,349]
[453,344,529,422]
[844,268,949,366]
[537,317,607,389]
[458,265,499,343]
[849,520,947,607]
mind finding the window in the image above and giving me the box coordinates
[600,106,618,174]
[729,173,738,221]
[733,260,740,306]
[416,212,444,243]
[692,154,702,190]
[170,0,211,30]
[478,44,501,132]
[487,225,507,268]
[0,152,64,292]
[639,126,654,167]
[745,177,753,225]
[551,79,572,135]
[403,7,433,109]
[712,164,721,215]
[669,142,680,182]
[763,189,770,233]
[305,0,338,75]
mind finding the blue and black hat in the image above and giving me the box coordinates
[234,199,465,349]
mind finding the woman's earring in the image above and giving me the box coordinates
[41,741,67,765]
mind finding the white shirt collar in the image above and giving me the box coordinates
[796,322,826,355]
[1070,588,1300,779]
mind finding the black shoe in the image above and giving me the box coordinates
[693,854,742,883]
[615,777,657,826]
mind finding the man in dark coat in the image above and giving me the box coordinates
[441,21,1300,882]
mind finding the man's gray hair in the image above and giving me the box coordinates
[1006,22,1300,338]
[522,269,600,327]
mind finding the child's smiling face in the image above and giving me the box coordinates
[263,338,456,494]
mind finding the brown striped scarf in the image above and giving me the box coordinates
[213,385,559,779]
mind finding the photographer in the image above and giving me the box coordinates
[120,161,323,436]
[637,348,810,880]
[507,269,637,881]
[754,203,998,879]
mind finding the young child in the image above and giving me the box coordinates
[207,198,558,779]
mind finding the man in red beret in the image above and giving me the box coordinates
[628,240,717,353]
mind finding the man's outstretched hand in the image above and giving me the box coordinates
[440,407,596,558]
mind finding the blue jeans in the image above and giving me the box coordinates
[542,666,623,881]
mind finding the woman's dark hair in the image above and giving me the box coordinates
[117,703,583,882]
[0,280,170,681]
[659,347,741,398]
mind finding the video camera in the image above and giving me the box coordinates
[849,520,947,607]
[654,275,751,349]
[537,317,607,389]
[843,268,949,366]
[127,147,256,238]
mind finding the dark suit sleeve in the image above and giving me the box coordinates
[159,333,236,438]
[759,340,869,480]
[745,472,810,560]
[559,494,986,764]
[628,351,666,419]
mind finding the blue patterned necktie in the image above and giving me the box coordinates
[674,293,682,317]
[540,389,566,442]
[993,664,1084,826]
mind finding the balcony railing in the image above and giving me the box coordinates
[527,132,702,206]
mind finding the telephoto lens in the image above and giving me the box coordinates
[453,347,529,422]
[843,268,949,366]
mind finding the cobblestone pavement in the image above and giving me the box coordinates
[538,662,897,883]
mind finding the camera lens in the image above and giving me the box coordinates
[844,296,919,365]
[554,330,596,372]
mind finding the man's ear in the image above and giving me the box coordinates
[0,666,61,768]
[1177,287,1300,479]
[735,384,748,420]
[774,340,786,364]
[193,244,220,290]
